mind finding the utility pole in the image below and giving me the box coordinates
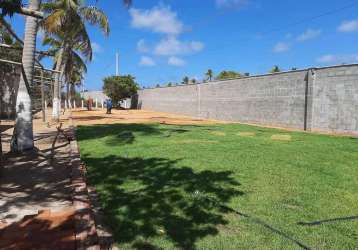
[116,52,119,76]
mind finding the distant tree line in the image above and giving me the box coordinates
[150,65,300,88]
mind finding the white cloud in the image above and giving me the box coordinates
[168,56,186,66]
[137,39,149,53]
[216,0,249,8]
[297,29,321,41]
[338,20,358,32]
[317,54,358,64]
[139,56,156,66]
[273,42,290,53]
[129,6,183,35]
[154,37,204,56]
[91,42,102,53]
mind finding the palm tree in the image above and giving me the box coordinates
[42,32,88,109]
[11,0,41,152]
[205,69,213,81]
[6,0,130,151]
[41,0,110,120]
[182,76,189,85]
[269,65,281,73]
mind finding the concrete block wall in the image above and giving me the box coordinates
[198,70,308,128]
[137,64,358,134]
[311,66,358,134]
[138,84,199,117]
[0,63,20,119]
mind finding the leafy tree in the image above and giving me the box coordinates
[103,75,138,106]
[216,70,241,80]
[291,67,298,71]
[244,72,250,77]
[205,69,213,81]
[269,65,281,73]
[191,78,197,84]
[167,82,172,87]
[182,76,189,85]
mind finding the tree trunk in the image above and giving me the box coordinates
[11,0,41,152]
[52,48,64,121]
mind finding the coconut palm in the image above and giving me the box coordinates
[205,69,213,81]
[42,32,88,109]
[11,0,41,152]
[68,66,85,106]
[40,0,109,120]
[269,65,281,73]
[6,0,131,151]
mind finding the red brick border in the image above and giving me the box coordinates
[69,125,100,250]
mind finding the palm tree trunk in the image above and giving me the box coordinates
[11,0,41,152]
[52,48,64,120]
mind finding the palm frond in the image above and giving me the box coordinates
[79,6,110,35]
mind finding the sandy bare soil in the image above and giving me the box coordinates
[70,108,225,126]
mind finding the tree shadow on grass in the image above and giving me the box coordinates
[77,123,196,146]
[82,154,243,250]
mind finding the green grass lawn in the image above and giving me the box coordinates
[77,123,358,250]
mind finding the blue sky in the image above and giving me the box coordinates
[7,0,358,90]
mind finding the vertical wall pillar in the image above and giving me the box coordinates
[197,84,201,118]
[81,100,84,109]
[304,69,315,131]
[95,98,98,109]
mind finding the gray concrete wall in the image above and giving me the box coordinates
[137,64,358,135]
[311,66,358,134]
[0,63,20,119]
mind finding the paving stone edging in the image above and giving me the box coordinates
[69,124,100,250]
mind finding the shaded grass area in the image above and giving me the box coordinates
[77,123,358,250]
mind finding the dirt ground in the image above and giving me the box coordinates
[0,111,76,249]
[70,108,225,126]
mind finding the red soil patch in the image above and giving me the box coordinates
[0,209,76,250]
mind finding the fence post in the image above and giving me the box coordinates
[45,100,48,117]
[41,70,46,122]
